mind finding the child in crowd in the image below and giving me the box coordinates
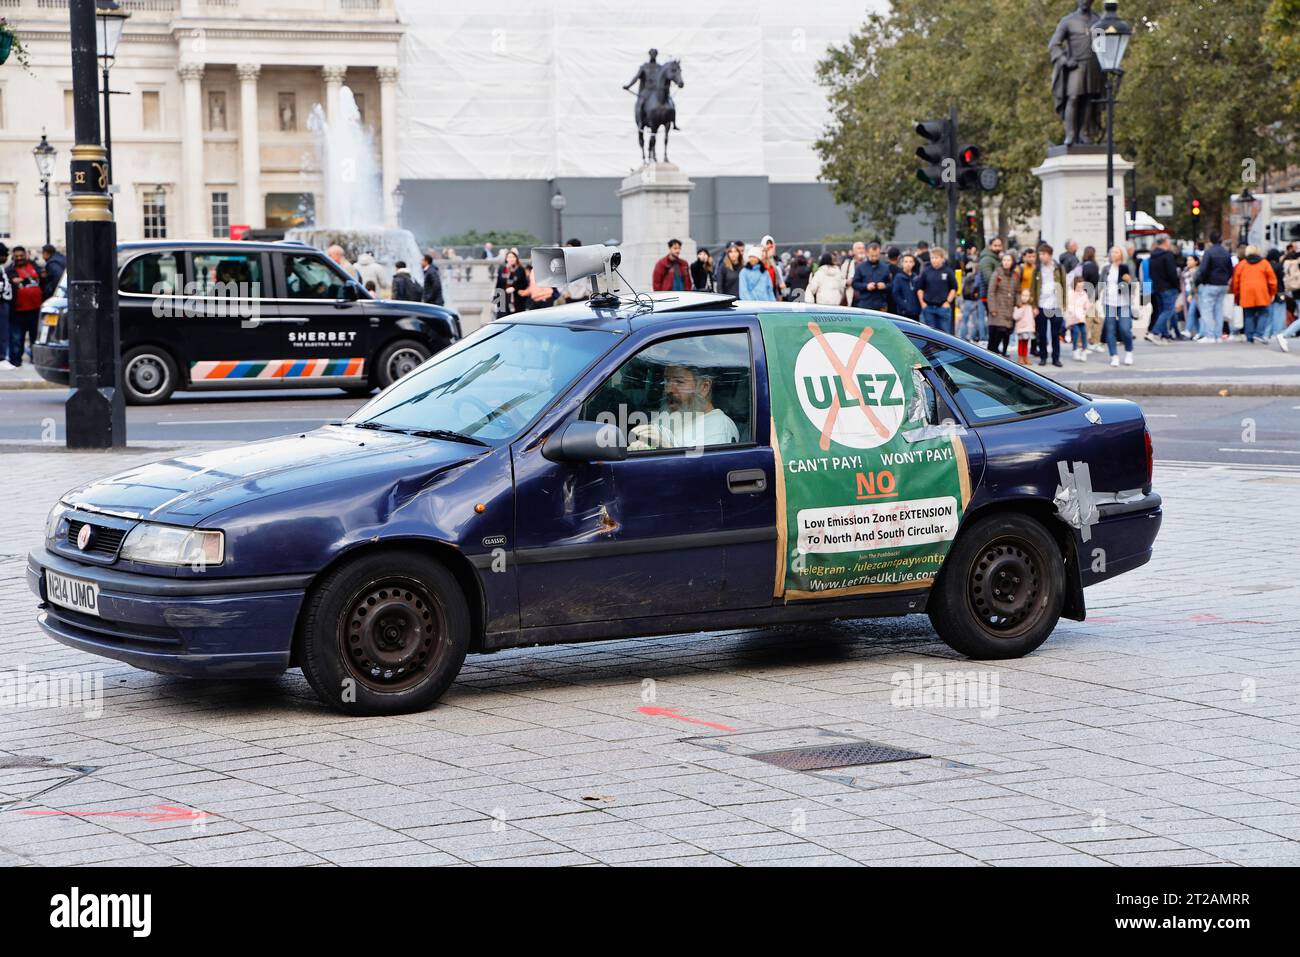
[1013,288,1036,366]
[1067,275,1090,362]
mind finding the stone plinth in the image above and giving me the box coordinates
[1032,146,1133,257]
[617,162,695,294]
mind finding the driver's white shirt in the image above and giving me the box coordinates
[652,407,740,448]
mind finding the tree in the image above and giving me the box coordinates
[1263,0,1300,127]
[1120,0,1297,236]
[817,0,1298,242]
[816,0,1063,240]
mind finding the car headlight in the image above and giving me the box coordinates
[45,502,70,543]
[120,523,225,567]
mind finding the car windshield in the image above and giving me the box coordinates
[347,322,616,443]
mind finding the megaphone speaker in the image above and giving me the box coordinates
[531,244,621,287]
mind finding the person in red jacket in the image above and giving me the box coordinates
[652,239,693,292]
[3,246,45,368]
[1230,245,1278,343]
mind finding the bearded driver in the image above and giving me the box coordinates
[648,363,739,448]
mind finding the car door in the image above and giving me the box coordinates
[182,248,280,382]
[512,320,777,628]
[117,248,183,354]
[275,250,370,381]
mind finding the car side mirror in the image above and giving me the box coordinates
[543,420,627,463]
[336,281,362,304]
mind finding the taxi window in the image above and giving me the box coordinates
[285,254,346,299]
[191,252,264,298]
[119,252,180,295]
[582,332,753,452]
[918,342,1065,424]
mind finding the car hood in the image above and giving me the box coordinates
[370,298,459,322]
[61,425,483,526]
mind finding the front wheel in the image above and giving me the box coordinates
[122,345,180,405]
[374,338,431,390]
[297,551,470,715]
[928,512,1064,659]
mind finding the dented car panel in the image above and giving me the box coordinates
[28,299,1161,681]
[509,314,777,631]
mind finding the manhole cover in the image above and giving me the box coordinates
[747,741,928,771]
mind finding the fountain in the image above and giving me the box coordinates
[287,85,423,285]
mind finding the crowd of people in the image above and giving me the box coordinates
[0,243,67,371]
[647,232,1300,365]
[8,230,1296,371]
[324,244,449,307]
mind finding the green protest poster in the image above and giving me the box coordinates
[758,313,972,601]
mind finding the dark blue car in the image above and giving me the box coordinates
[29,291,1161,715]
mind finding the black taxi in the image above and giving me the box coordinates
[33,240,461,404]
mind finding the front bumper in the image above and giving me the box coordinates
[27,547,312,677]
[32,342,70,385]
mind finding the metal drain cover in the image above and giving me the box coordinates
[747,741,929,771]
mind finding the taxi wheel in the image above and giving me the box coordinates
[122,346,180,405]
[375,339,431,389]
[297,551,470,715]
[928,513,1064,660]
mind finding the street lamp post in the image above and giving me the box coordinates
[66,0,125,449]
[32,133,57,248]
[550,190,567,245]
[1233,188,1256,248]
[94,0,129,191]
[391,185,405,227]
[1091,0,1132,256]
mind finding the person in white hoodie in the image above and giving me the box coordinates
[354,251,391,298]
[804,252,847,305]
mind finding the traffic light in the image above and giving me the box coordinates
[956,144,980,189]
[915,118,953,189]
[1191,198,1202,217]
[957,142,1000,192]
[965,210,979,233]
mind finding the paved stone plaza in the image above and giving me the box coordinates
[1,448,1298,866]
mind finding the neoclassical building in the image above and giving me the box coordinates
[0,0,402,244]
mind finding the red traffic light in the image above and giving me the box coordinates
[1191,198,1202,216]
[960,145,980,165]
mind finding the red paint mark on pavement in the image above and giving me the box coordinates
[1187,612,1273,626]
[20,804,209,823]
[638,706,737,732]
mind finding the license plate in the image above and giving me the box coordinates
[46,570,100,617]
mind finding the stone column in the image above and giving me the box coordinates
[617,162,695,293]
[322,65,347,131]
[378,66,400,229]
[321,65,348,226]
[178,61,206,239]
[237,63,262,229]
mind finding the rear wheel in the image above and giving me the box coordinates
[297,551,470,715]
[375,339,431,389]
[122,345,180,405]
[928,512,1064,659]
